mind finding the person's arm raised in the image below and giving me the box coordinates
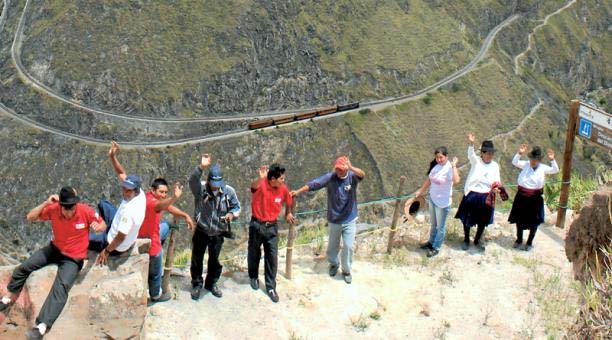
[108,141,127,182]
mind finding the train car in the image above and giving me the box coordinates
[272,114,296,125]
[295,110,318,120]
[337,102,360,112]
[315,106,338,117]
[248,118,274,130]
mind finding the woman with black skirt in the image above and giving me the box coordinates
[455,133,501,252]
[508,144,558,251]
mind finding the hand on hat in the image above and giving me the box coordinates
[518,144,528,155]
[47,194,59,205]
[108,141,119,157]
[200,153,212,169]
[258,165,269,179]
[547,149,555,160]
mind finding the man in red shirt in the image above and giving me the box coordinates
[0,187,106,339]
[248,163,295,303]
[139,178,194,303]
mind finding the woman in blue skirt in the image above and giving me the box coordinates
[455,133,501,252]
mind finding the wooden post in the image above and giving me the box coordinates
[556,100,580,228]
[387,176,407,254]
[161,218,178,294]
[285,222,296,280]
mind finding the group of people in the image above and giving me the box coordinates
[413,133,558,259]
[0,133,559,339]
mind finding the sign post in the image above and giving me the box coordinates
[557,100,611,228]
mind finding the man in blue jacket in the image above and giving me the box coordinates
[291,156,365,284]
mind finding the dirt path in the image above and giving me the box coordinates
[143,214,577,339]
[514,0,577,75]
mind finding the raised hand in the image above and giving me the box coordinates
[173,182,183,198]
[451,156,459,167]
[468,133,475,144]
[109,141,119,157]
[547,149,555,160]
[258,165,268,179]
[518,143,528,155]
[200,153,212,169]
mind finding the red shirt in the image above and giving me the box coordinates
[251,179,292,222]
[40,203,103,260]
[138,192,164,256]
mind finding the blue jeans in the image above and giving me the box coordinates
[148,250,164,299]
[159,220,170,244]
[327,220,357,274]
[428,200,451,250]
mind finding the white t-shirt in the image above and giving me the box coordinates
[463,145,501,195]
[428,162,453,208]
[107,188,146,252]
[512,153,559,189]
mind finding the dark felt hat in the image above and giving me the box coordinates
[59,186,80,205]
[528,146,544,160]
[480,140,496,153]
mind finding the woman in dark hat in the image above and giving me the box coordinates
[508,144,559,251]
[455,133,502,252]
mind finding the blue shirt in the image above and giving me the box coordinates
[307,171,362,224]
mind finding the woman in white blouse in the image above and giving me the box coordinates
[508,144,559,251]
[413,147,460,258]
[454,133,501,252]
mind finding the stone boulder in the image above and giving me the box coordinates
[565,186,612,282]
[0,240,151,339]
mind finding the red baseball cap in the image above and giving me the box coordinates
[334,156,349,171]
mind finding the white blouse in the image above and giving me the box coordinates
[428,162,453,208]
[463,145,501,195]
[512,153,559,189]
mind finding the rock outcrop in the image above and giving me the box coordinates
[565,186,612,281]
[0,240,151,340]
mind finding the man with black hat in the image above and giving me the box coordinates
[188,153,241,300]
[95,142,147,265]
[508,144,558,251]
[0,187,106,339]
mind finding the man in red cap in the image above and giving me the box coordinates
[0,187,106,339]
[292,156,365,284]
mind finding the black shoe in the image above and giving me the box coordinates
[513,241,522,249]
[419,242,433,250]
[151,291,172,304]
[329,264,339,277]
[0,300,11,312]
[461,241,469,251]
[191,285,202,301]
[267,289,279,303]
[25,327,44,340]
[475,242,486,252]
[427,248,439,258]
[342,272,352,284]
[522,244,533,252]
[208,285,223,298]
[250,278,259,290]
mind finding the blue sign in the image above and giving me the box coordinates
[579,118,592,139]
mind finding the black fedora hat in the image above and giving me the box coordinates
[59,186,80,205]
[528,146,544,160]
[480,140,496,153]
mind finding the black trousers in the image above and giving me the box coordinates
[516,224,538,245]
[7,243,83,328]
[247,219,278,290]
[190,229,225,289]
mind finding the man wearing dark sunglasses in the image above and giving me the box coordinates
[0,187,106,339]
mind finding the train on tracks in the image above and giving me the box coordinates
[247,102,359,130]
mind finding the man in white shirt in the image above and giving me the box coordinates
[96,142,146,265]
